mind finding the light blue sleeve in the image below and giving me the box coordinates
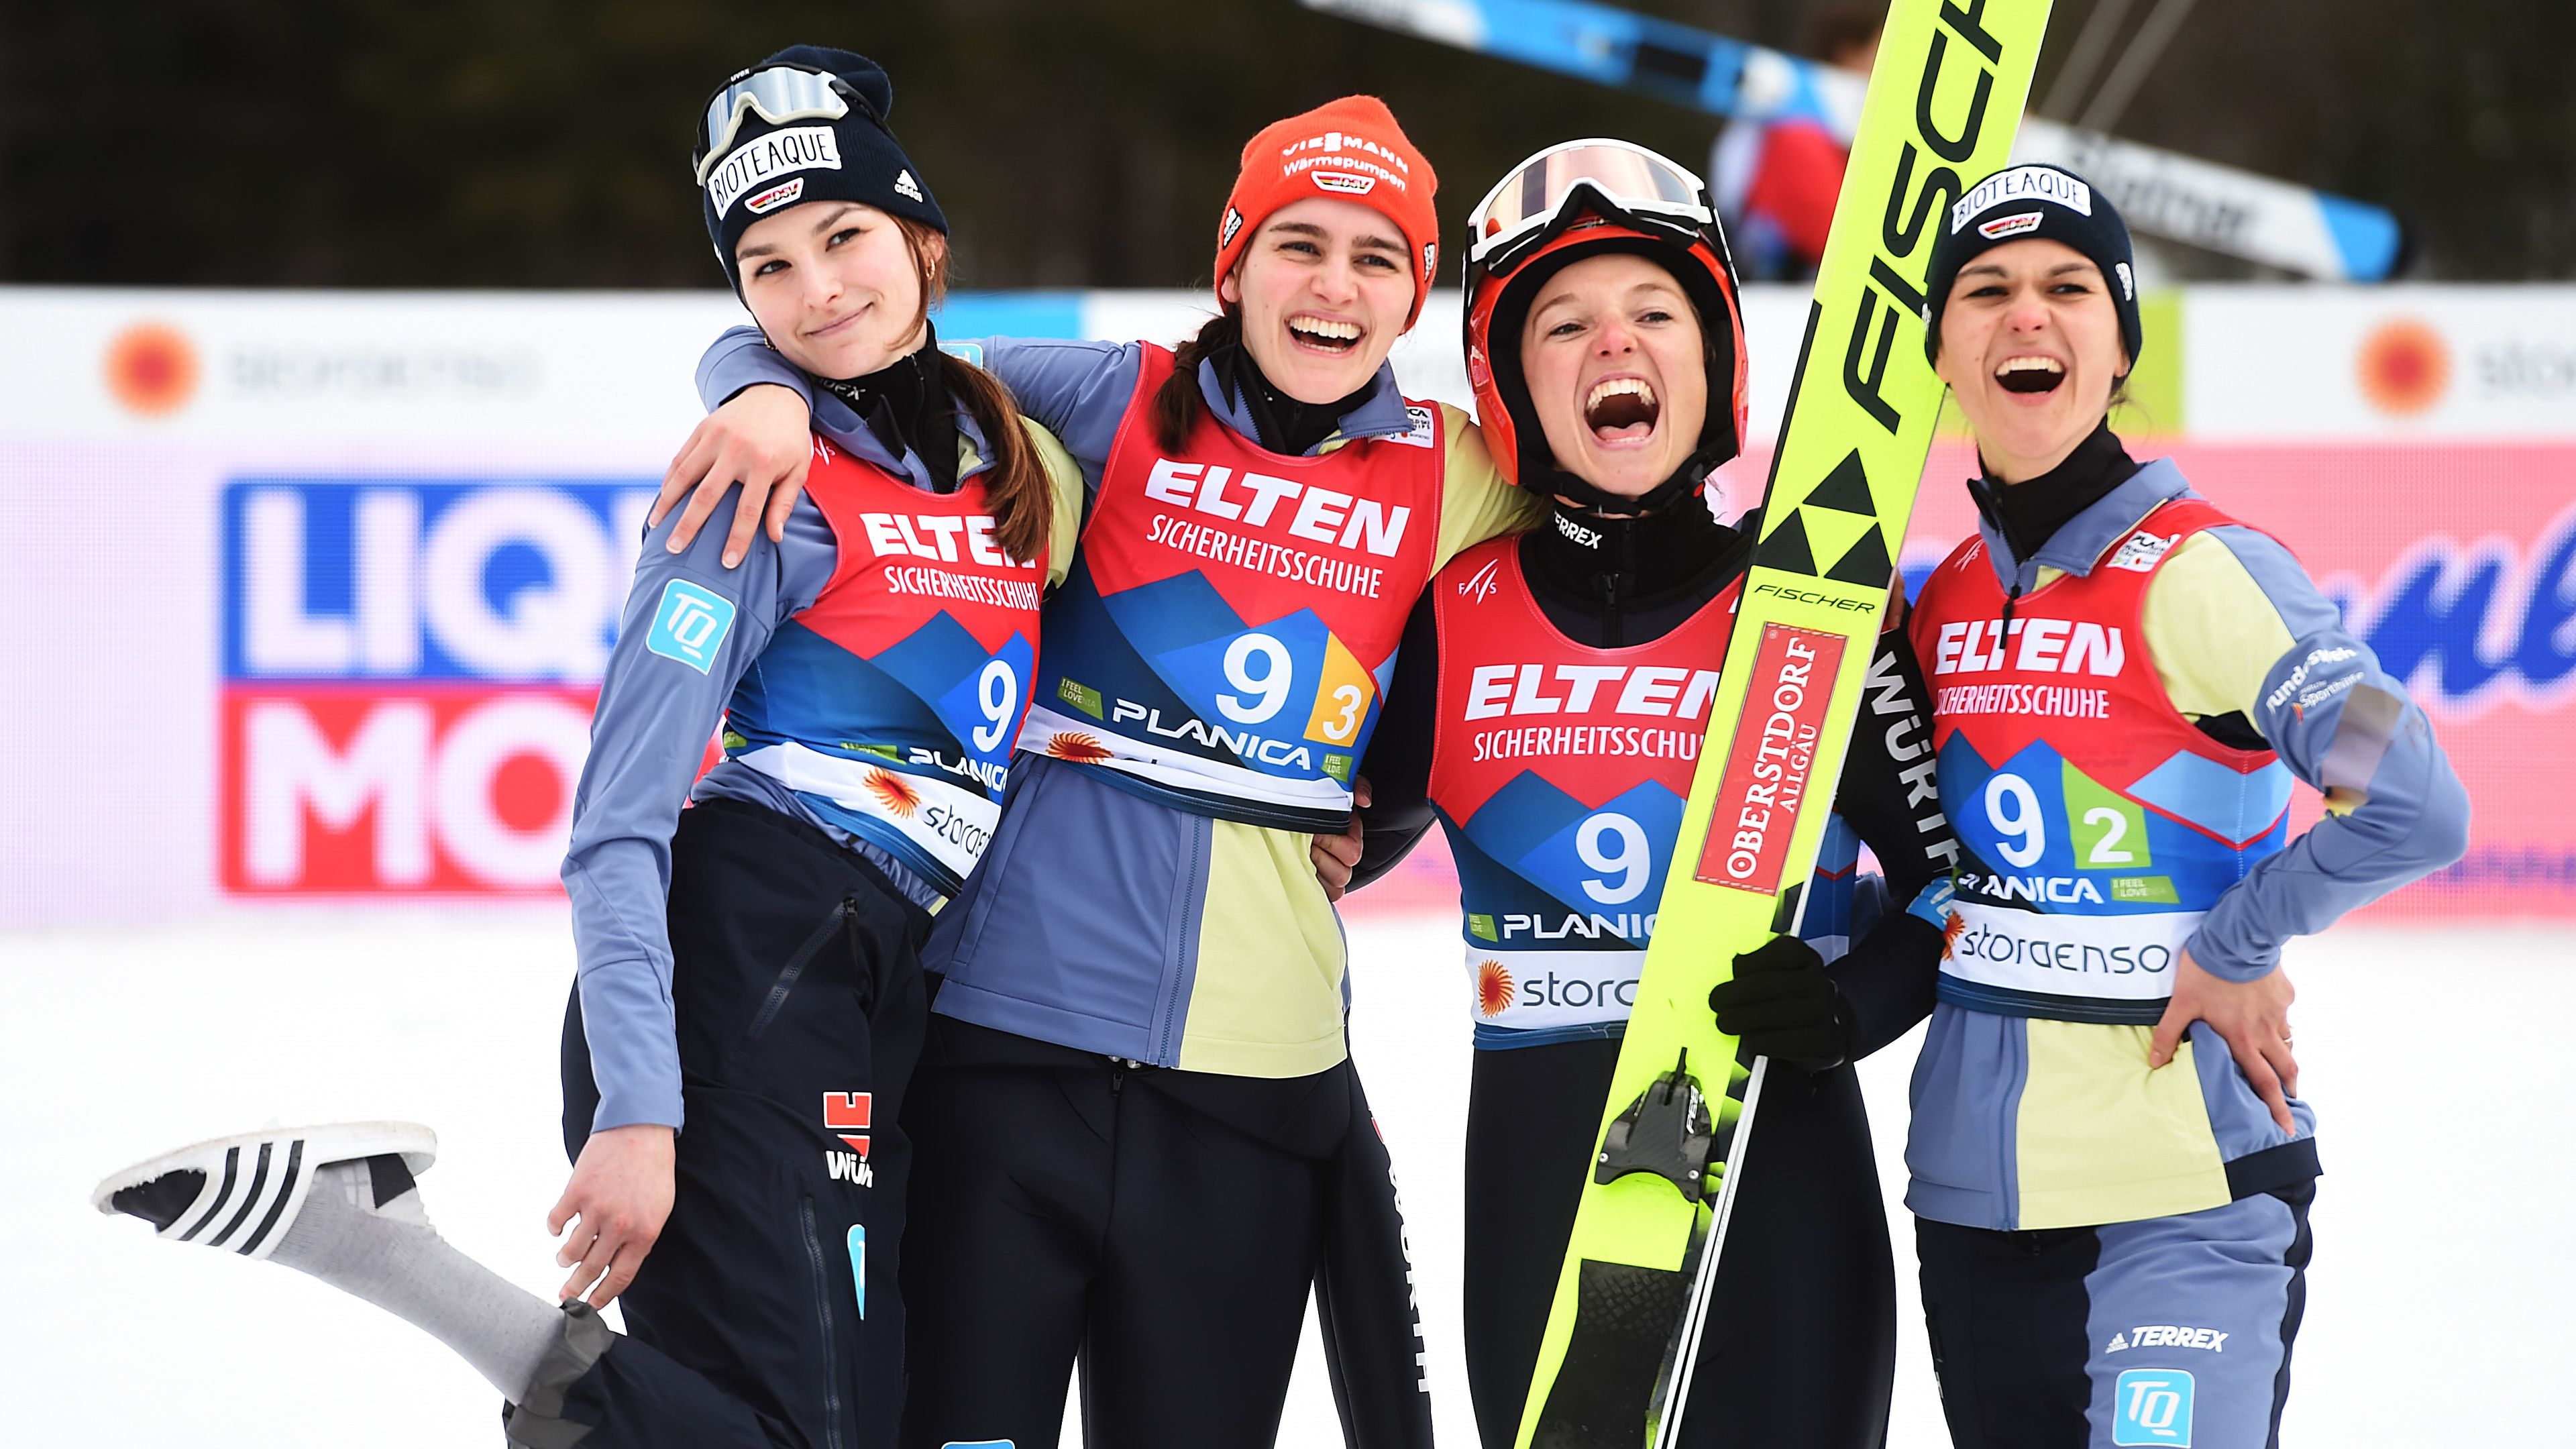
[559,488,836,1134]
[694,326,1140,494]
[979,337,1146,489]
[2185,527,2473,981]
[698,325,813,409]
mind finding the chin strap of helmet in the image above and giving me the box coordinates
[1523,447,1740,649]
[1527,446,1728,521]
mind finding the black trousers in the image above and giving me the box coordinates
[892,1016,1421,1449]
[1462,1037,1898,1449]
[1915,1181,2314,1449]
[553,798,930,1449]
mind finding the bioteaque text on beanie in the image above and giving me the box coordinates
[1214,97,1440,329]
[697,46,947,294]
[1921,164,2143,368]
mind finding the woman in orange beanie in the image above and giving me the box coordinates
[657,96,1535,1448]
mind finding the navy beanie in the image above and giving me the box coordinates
[1922,164,2141,368]
[696,46,948,293]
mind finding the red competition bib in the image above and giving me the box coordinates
[725,435,1047,895]
[1909,497,2293,1024]
[1020,345,1447,830]
[1427,536,1741,1037]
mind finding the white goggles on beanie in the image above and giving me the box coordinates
[1465,138,1715,276]
[694,64,865,184]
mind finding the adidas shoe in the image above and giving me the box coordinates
[91,1122,437,1261]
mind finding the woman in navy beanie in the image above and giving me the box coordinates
[93,46,1087,1449]
[1902,163,2467,1448]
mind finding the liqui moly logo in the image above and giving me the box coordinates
[220,478,656,894]
[1695,625,1847,894]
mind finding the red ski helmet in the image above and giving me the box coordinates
[1462,140,1749,500]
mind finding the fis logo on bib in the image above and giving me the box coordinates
[1457,558,1502,603]
[647,580,737,674]
[2112,1368,2193,1445]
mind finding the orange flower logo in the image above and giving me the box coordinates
[1940,911,1967,960]
[2356,319,2451,417]
[1045,732,1115,763]
[104,322,200,417]
[864,768,921,819]
[1475,960,1515,1018]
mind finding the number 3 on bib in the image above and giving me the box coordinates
[1303,632,1379,747]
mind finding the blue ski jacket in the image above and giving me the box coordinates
[701,328,1541,1076]
[562,388,1081,1135]
[1902,462,2469,1232]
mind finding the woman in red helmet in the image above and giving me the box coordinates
[1337,140,1957,1448]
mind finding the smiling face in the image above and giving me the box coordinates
[1220,197,1417,406]
[1933,237,2130,482]
[735,201,934,379]
[1516,250,1710,501]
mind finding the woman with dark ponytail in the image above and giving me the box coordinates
[93,47,1085,1449]
[659,95,1538,1449]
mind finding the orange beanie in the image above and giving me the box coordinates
[1214,96,1440,329]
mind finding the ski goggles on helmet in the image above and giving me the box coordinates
[693,64,871,184]
[1464,139,1716,278]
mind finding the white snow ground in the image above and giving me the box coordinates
[3,910,2566,1446]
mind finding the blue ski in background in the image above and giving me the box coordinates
[1301,0,2405,282]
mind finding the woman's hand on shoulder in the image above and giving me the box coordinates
[547,1122,677,1308]
[653,384,816,568]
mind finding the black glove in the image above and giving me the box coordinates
[1709,934,1851,1069]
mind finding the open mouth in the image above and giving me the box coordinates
[1584,376,1660,442]
[1287,315,1362,354]
[1995,356,2065,395]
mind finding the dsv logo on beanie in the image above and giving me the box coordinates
[706,125,844,217]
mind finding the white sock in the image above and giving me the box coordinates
[268,1157,567,1404]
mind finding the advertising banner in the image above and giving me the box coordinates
[3,286,2571,924]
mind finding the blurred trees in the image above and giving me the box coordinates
[2,0,2567,287]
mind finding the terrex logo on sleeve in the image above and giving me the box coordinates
[706,125,843,217]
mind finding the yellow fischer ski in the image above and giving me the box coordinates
[1513,3,2053,1445]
